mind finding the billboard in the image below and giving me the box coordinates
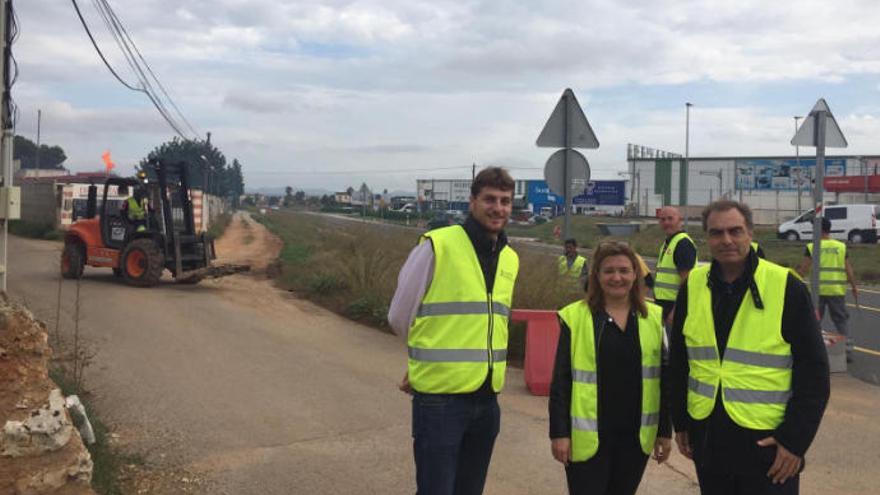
[573,180,626,205]
[735,158,846,191]
[527,179,626,211]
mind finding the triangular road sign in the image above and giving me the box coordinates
[536,88,599,149]
[791,98,848,148]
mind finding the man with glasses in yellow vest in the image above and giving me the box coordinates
[654,206,697,325]
[669,200,829,495]
[388,167,519,495]
[797,217,859,362]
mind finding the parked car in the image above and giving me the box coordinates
[426,213,458,231]
[394,203,417,213]
[777,203,877,243]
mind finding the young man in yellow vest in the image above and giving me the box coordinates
[669,200,829,495]
[558,238,588,288]
[797,217,859,361]
[388,167,519,495]
[654,206,697,325]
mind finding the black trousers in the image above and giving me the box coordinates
[696,466,800,495]
[564,435,648,495]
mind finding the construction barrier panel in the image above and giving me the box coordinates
[511,309,560,396]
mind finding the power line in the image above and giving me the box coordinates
[70,0,197,140]
[70,0,140,91]
[91,0,190,139]
[96,0,199,137]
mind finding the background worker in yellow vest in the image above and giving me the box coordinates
[549,241,672,495]
[120,186,149,233]
[558,238,588,288]
[797,217,859,361]
[653,206,697,325]
[388,167,519,495]
[669,200,830,495]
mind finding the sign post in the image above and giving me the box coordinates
[537,89,599,240]
[792,99,848,311]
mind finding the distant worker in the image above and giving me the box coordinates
[751,241,766,259]
[654,206,697,324]
[798,217,859,361]
[559,238,589,288]
[121,186,148,233]
[388,167,520,494]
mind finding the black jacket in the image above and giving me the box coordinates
[669,251,830,474]
[549,307,672,441]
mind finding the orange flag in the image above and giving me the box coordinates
[102,150,115,174]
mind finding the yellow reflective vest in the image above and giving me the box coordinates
[558,300,664,461]
[408,225,519,394]
[126,196,145,220]
[558,255,587,277]
[806,239,848,296]
[655,232,694,302]
[684,259,792,430]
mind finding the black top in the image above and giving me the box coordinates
[454,214,509,395]
[549,308,672,441]
[669,251,831,474]
[662,231,697,272]
[462,214,508,293]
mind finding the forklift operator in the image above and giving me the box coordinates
[121,186,149,233]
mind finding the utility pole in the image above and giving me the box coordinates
[0,0,13,291]
[35,109,41,170]
[684,102,692,229]
[794,116,802,212]
[472,163,476,182]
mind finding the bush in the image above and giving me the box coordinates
[9,220,63,240]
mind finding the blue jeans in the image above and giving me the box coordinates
[412,391,500,495]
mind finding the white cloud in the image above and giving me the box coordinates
[10,0,880,191]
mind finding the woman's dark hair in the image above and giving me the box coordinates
[585,241,647,317]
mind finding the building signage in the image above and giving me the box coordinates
[734,158,846,191]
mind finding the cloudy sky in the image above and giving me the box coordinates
[14,0,880,192]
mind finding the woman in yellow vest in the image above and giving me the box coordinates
[549,241,672,495]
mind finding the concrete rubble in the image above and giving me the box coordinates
[0,296,95,494]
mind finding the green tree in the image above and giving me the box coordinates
[294,190,306,203]
[283,186,294,207]
[140,138,245,203]
[13,135,67,169]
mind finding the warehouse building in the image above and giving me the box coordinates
[628,153,880,225]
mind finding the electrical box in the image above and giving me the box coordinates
[0,186,21,220]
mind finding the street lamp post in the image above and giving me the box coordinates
[684,102,692,229]
[794,116,802,212]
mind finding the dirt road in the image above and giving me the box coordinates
[6,214,877,494]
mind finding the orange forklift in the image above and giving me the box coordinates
[61,159,241,286]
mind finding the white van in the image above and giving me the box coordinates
[777,203,878,243]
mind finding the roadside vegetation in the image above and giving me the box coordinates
[254,208,878,362]
[9,219,64,240]
[207,211,234,240]
[253,210,586,363]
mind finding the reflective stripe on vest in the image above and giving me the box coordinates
[127,197,145,220]
[683,259,792,430]
[806,239,848,296]
[407,225,519,394]
[558,300,664,461]
[654,232,694,301]
[558,255,586,277]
